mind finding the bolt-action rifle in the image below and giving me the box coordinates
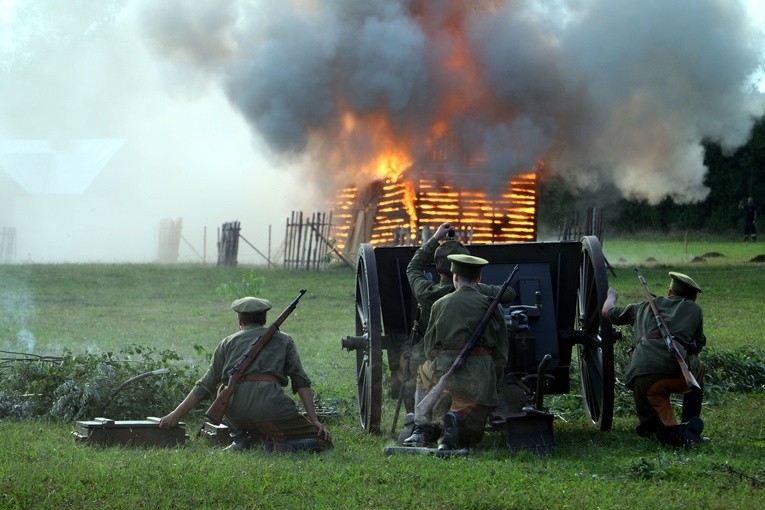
[205,289,307,425]
[415,265,519,417]
[633,268,700,390]
[389,306,421,436]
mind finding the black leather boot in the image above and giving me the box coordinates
[403,423,438,446]
[438,412,464,451]
[682,387,703,422]
[223,428,251,451]
[398,413,415,444]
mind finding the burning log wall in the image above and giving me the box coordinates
[332,171,537,253]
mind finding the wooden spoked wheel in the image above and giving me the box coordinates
[353,243,383,433]
[575,236,616,431]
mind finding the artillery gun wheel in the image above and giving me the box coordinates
[353,243,383,433]
[575,236,616,431]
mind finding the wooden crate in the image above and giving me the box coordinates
[198,422,231,446]
[71,417,188,447]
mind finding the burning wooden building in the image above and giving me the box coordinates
[331,165,538,253]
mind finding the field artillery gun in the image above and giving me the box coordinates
[341,237,617,450]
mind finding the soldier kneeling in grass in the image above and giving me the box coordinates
[159,297,332,452]
[602,271,707,448]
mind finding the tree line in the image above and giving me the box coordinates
[538,115,765,237]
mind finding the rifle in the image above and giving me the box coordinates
[633,268,700,390]
[389,306,421,436]
[415,265,519,417]
[205,289,307,425]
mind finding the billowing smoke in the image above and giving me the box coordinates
[141,0,765,204]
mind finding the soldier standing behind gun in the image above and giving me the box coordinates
[395,222,514,443]
[159,297,332,452]
[404,254,509,450]
[601,272,706,448]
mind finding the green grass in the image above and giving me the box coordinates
[1,239,765,509]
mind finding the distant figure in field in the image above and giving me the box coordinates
[602,272,707,449]
[739,196,757,242]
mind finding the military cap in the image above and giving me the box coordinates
[448,253,489,279]
[434,240,470,273]
[231,297,272,313]
[668,272,701,294]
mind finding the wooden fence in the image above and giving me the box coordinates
[559,207,604,242]
[284,211,352,270]
[217,221,241,266]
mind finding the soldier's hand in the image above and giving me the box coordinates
[434,223,453,240]
[313,420,332,442]
[159,413,180,430]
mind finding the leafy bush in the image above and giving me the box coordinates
[703,347,765,394]
[0,344,207,421]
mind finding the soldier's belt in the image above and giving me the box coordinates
[435,347,492,356]
[241,373,285,384]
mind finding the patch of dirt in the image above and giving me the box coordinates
[691,256,706,263]
[645,256,657,262]
[701,252,725,258]
[750,254,765,263]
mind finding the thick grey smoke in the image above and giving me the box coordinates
[142,0,765,204]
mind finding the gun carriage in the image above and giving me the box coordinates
[341,236,617,441]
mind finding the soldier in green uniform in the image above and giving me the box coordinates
[404,253,509,450]
[159,297,332,452]
[601,271,706,448]
[395,222,514,443]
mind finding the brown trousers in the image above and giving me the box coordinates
[632,361,706,427]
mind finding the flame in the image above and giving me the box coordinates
[331,170,538,250]
[324,8,542,251]
[374,151,412,181]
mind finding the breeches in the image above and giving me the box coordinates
[632,374,689,427]
[236,413,325,443]
[415,360,491,435]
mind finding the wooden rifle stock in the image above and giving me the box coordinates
[205,289,307,425]
[415,265,519,417]
[634,269,700,390]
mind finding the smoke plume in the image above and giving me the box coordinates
[142,0,765,204]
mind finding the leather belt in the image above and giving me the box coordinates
[638,331,664,343]
[436,347,492,356]
[241,373,284,384]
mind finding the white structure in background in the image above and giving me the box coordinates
[0,139,124,194]
[0,139,124,263]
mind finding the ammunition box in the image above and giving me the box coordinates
[198,421,231,446]
[71,417,188,447]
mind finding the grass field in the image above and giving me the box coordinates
[1,238,764,509]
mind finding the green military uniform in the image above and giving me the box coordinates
[193,297,327,449]
[193,324,312,425]
[609,296,705,389]
[412,254,509,448]
[607,272,706,446]
[422,285,509,406]
[398,237,514,413]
